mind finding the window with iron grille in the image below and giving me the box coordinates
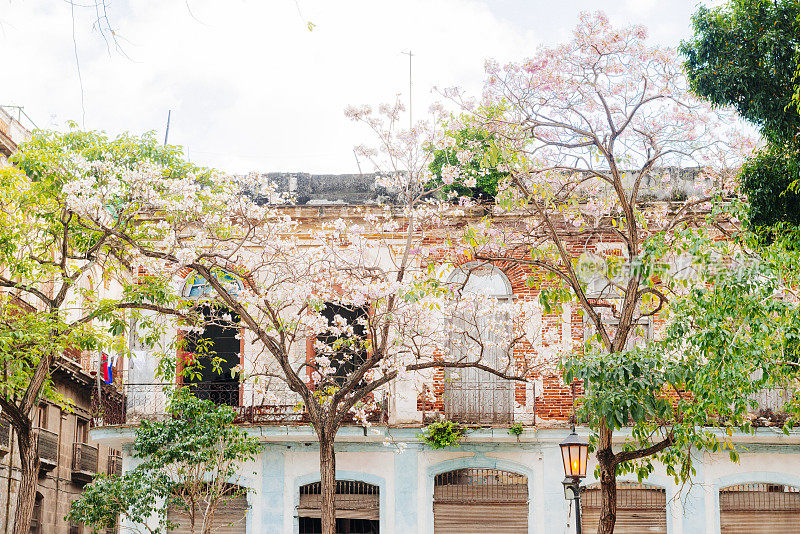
[581,482,666,534]
[444,264,515,425]
[433,469,529,533]
[720,483,800,533]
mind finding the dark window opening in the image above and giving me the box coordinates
[316,303,368,386]
[184,305,241,406]
[298,517,378,534]
[30,494,43,534]
[76,418,88,444]
[298,480,379,534]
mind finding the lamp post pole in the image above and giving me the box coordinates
[573,478,582,534]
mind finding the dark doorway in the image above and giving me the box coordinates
[184,305,240,406]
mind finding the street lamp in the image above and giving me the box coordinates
[560,428,589,534]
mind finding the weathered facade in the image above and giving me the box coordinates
[89,180,800,534]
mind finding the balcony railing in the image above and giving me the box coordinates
[426,381,517,425]
[35,428,59,470]
[107,453,123,476]
[72,442,99,483]
[94,381,388,427]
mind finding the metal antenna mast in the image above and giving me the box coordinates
[401,50,414,129]
[164,110,172,146]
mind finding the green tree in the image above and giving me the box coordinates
[68,388,261,534]
[427,123,509,201]
[681,0,800,232]
[565,225,800,491]
[0,129,192,534]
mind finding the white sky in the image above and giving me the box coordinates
[0,0,720,174]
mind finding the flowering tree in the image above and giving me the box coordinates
[0,130,197,534]
[441,12,758,533]
[58,103,548,534]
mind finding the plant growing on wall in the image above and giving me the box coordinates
[417,420,466,449]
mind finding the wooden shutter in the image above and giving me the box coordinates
[581,483,667,534]
[433,469,528,534]
[297,481,380,520]
[167,493,247,534]
[720,483,800,534]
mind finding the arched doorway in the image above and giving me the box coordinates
[298,480,379,534]
[580,482,666,533]
[433,468,528,533]
[719,482,800,533]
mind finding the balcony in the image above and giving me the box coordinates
[93,381,388,427]
[35,428,59,471]
[107,452,122,477]
[422,381,518,425]
[72,442,99,484]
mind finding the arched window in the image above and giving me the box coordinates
[719,483,800,533]
[298,480,379,534]
[444,263,514,424]
[581,482,666,534]
[433,468,528,532]
[447,263,513,299]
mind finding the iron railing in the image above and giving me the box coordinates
[72,442,99,474]
[94,381,388,426]
[35,428,59,467]
[434,468,528,503]
[582,482,666,508]
[437,381,517,425]
[720,483,800,511]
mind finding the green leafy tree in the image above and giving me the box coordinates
[565,225,800,490]
[681,0,800,232]
[0,129,192,534]
[68,388,261,534]
[427,122,509,201]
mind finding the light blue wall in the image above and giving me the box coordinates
[251,432,800,534]
[261,445,286,532]
[394,444,419,532]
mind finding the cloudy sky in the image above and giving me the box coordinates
[0,0,720,174]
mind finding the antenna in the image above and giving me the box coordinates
[401,50,414,130]
[164,110,172,146]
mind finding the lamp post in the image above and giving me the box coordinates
[560,428,589,534]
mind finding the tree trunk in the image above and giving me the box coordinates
[597,423,617,534]
[12,425,39,534]
[319,434,337,534]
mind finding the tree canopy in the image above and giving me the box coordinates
[681,0,800,232]
[68,388,261,534]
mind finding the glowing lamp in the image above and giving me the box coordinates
[559,429,588,479]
